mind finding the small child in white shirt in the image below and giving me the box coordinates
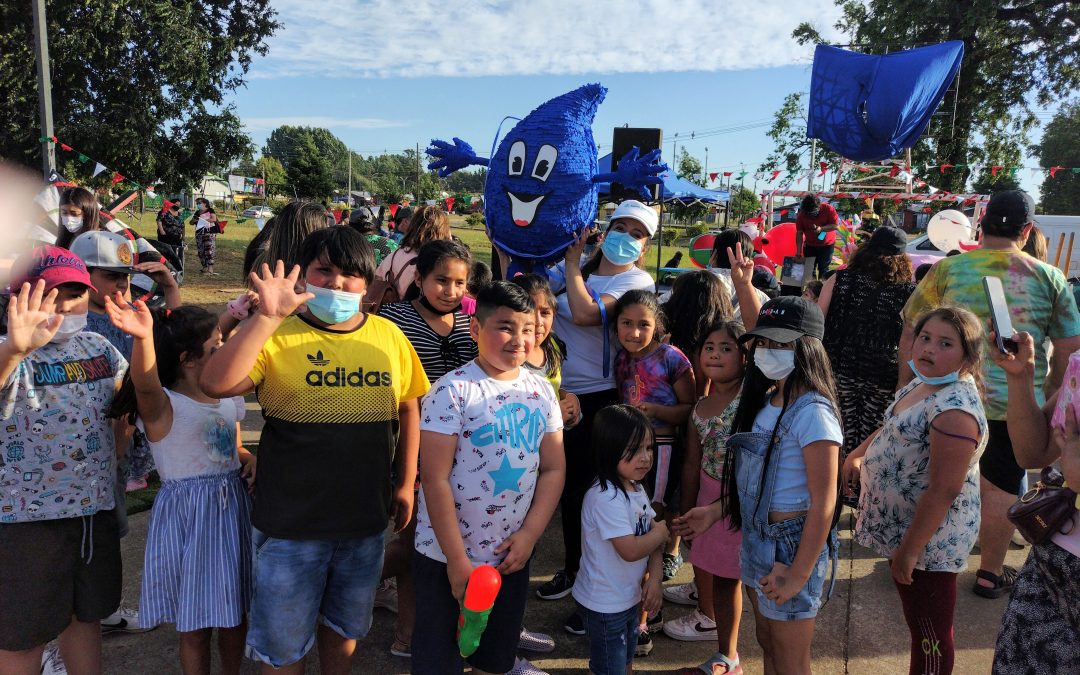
[572,404,667,675]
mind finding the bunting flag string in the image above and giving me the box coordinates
[38,136,157,195]
[764,189,990,204]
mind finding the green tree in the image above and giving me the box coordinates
[794,0,1080,192]
[446,169,487,193]
[254,156,287,197]
[729,186,761,223]
[0,1,277,192]
[760,92,840,179]
[287,137,334,200]
[1038,102,1080,215]
[970,124,1024,195]
[677,148,706,187]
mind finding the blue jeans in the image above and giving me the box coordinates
[576,601,639,675]
[245,529,385,667]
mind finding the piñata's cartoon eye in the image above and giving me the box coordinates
[508,141,526,176]
[531,145,558,182]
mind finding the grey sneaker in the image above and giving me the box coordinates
[374,578,399,613]
[662,553,684,581]
[518,626,555,653]
[509,656,550,675]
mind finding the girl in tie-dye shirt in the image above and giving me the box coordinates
[612,290,695,514]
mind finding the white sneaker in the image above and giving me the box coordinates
[101,606,152,634]
[508,656,550,675]
[662,581,699,606]
[375,578,399,613]
[662,609,718,641]
[40,641,67,675]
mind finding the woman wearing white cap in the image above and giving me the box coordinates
[535,201,658,627]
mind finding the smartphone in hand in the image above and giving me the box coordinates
[983,276,1018,354]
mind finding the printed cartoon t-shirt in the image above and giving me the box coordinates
[136,390,245,481]
[0,333,126,523]
[416,361,562,566]
[248,314,428,539]
[614,343,692,428]
[902,249,1080,419]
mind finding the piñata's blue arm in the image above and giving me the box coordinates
[426,138,489,177]
[592,146,668,200]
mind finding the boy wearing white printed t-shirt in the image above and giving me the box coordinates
[413,281,565,675]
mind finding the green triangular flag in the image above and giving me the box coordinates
[77,153,89,163]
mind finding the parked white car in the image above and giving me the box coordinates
[242,205,274,218]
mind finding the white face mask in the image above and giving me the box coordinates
[754,347,796,381]
[61,215,83,232]
[49,313,87,343]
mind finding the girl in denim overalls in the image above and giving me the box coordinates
[677,297,843,674]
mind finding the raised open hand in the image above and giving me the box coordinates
[426,137,488,177]
[592,146,668,200]
[250,260,314,319]
[6,281,61,354]
[105,292,153,340]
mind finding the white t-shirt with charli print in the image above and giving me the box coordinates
[573,480,656,613]
[415,360,562,566]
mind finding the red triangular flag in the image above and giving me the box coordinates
[722,171,732,177]
[770,170,781,182]
[111,172,125,185]
[819,161,828,177]
[59,143,73,152]
[857,166,871,173]
[779,209,788,216]
[445,197,455,211]
[1050,166,1065,178]
[991,165,1003,176]
[940,164,954,174]
[709,172,718,181]
[889,165,900,178]
[388,203,400,218]
[892,197,903,205]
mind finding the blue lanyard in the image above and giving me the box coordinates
[587,286,610,378]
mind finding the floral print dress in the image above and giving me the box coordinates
[854,376,987,572]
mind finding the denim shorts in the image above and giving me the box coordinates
[740,516,835,621]
[245,529,385,667]
[576,601,640,675]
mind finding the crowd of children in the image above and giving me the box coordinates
[2,186,1079,675]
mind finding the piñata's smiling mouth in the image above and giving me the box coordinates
[506,191,547,227]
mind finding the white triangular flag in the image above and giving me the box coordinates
[92,162,106,178]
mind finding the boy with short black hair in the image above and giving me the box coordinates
[201,225,428,674]
[0,247,128,674]
[412,281,566,675]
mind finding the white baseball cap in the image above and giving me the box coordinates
[70,230,136,274]
[610,200,659,236]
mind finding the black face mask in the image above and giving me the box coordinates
[418,295,461,316]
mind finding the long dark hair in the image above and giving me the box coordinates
[592,404,654,500]
[56,187,103,248]
[613,289,665,339]
[845,245,914,285]
[511,273,565,376]
[662,271,733,355]
[720,333,840,530]
[108,306,219,423]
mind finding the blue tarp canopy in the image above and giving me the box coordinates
[597,153,729,203]
[807,41,964,161]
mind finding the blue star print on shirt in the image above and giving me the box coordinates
[488,455,527,496]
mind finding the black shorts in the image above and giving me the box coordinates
[980,419,1025,494]
[410,551,529,675]
[0,510,122,651]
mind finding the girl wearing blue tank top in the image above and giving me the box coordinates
[676,297,843,674]
[106,297,255,675]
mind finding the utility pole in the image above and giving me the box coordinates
[704,147,709,184]
[347,150,353,206]
[32,0,55,178]
[808,138,817,192]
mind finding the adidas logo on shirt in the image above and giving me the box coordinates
[304,353,391,387]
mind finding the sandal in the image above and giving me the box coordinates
[973,565,1019,599]
[695,652,742,675]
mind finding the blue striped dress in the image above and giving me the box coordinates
[138,391,253,632]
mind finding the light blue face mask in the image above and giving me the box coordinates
[305,283,363,324]
[907,359,959,386]
[601,230,643,266]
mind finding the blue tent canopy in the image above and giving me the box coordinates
[807,41,964,162]
[597,153,729,203]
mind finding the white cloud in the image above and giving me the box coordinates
[242,115,409,130]
[256,0,843,79]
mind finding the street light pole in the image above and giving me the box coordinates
[32,0,56,178]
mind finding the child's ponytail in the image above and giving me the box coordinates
[108,306,219,423]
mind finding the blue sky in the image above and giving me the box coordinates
[225,0,1047,196]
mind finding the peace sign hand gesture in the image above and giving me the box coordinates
[6,281,61,355]
[727,244,755,288]
[250,261,314,319]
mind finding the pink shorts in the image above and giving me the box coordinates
[688,470,742,580]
